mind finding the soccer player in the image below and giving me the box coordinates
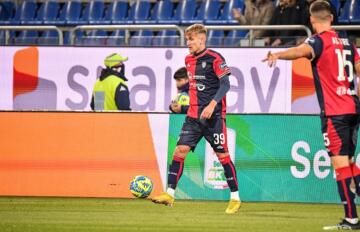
[152,24,241,214]
[263,0,360,229]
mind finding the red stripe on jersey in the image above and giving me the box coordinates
[222,118,229,152]
[327,119,342,155]
[316,31,356,116]
[185,53,199,119]
[207,50,231,79]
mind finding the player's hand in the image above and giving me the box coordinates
[262,51,279,68]
[170,102,181,113]
[200,100,216,119]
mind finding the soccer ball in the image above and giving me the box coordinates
[130,175,153,198]
[175,92,190,106]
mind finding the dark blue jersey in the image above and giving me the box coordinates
[185,49,231,119]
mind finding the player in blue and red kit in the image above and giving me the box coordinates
[152,24,241,214]
[263,0,360,229]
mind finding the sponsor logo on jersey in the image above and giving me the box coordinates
[220,62,228,70]
[202,61,207,69]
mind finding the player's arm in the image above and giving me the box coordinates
[262,43,313,67]
[200,75,230,119]
[356,63,360,97]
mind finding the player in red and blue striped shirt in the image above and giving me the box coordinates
[263,0,360,229]
[152,24,241,214]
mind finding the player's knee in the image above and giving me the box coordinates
[174,145,190,158]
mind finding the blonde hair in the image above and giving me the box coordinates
[185,24,207,36]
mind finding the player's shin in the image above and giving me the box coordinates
[350,163,360,196]
[219,155,240,201]
[167,155,185,197]
[335,166,359,222]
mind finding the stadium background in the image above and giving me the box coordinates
[0,0,359,208]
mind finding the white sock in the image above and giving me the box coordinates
[166,188,175,198]
[346,218,359,224]
[230,191,240,201]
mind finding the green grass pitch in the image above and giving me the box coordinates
[0,197,344,232]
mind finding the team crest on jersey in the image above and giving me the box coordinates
[202,61,206,69]
[220,62,228,70]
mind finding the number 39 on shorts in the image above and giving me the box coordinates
[214,133,225,145]
[323,133,330,147]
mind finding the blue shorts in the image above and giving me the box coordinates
[177,116,229,153]
[321,114,360,157]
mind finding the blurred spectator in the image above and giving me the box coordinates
[232,0,275,38]
[264,0,310,46]
[169,67,189,114]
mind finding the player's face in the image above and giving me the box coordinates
[186,32,205,54]
[175,78,188,89]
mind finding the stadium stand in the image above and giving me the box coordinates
[0,0,358,46]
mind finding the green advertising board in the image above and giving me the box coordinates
[168,114,360,203]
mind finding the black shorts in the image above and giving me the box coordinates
[321,114,360,157]
[177,116,229,153]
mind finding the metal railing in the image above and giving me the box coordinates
[333,25,360,32]
[70,24,185,46]
[205,25,312,46]
[1,24,360,47]
[0,25,63,45]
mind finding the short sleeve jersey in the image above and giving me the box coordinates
[305,30,360,116]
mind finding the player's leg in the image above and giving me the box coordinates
[152,117,202,206]
[349,115,360,196]
[323,116,360,229]
[204,117,240,214]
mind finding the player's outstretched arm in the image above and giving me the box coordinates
[262,44,313,67]
[355,63,360,97]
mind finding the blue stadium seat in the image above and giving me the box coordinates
[212,0,244,25]
[128,0,152,24]
[203,0,223,24]
[16,0,38,25]
[0,30,5,45]
[224,30,247,46]
[107,30,126,46]
[80,30,107,46]
[64,30,84,45]
[1,1,19,25]
[338,0,351,23]
[179,0,199,24]
[27,1,60,25]
[185,0,223,24]
[0,1,15,22]
[330,0,340,16]
[41,1,61,25]
[153,30,179,46]
[129,30,153,46]
[110,0,130,24]
[57,1,83,25]
[13,30,38,45]
[349,0,360,23]
[154,0,174,24]
[38,30,60,45]
[79,1,105,24]
[207,30,224,46]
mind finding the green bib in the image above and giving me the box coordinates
[93,75,127,110]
